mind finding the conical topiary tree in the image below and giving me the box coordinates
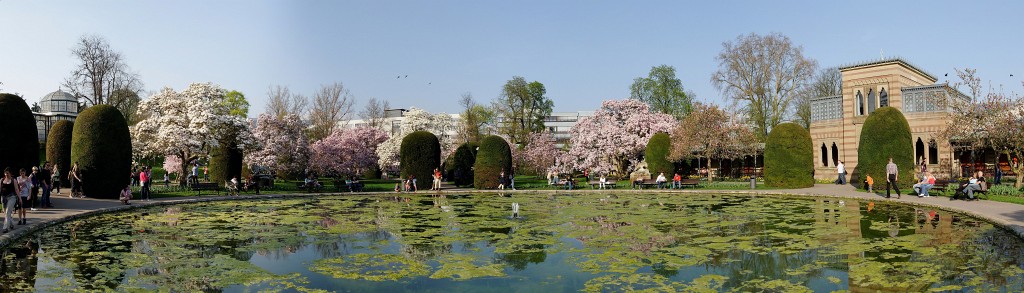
[71,105,132,199]
[474,135,512,189]
[764,122,813,188]
[856,107,914,189]
[210,141,243,187]
[645,132,673,176]
[0,93,40,175]
[47,120,74,187]
[399,131,440,186]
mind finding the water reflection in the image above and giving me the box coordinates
[0,193,1020,292]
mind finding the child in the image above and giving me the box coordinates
[120,185,132,205]
[865,175,875,193]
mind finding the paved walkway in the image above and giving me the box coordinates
[1,184,1022,247]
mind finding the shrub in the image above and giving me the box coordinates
[0,93,40,175]
[645,132,673,176]
[46,120,74,187]
[451,142,477,187]
[399,131,440,185]
[71,105,132,199]
[210,142,243,187]
[855,107,914,189]
[474,135,512,189]
[764,123,813,188]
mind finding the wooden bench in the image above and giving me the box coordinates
[632,179,663,189]
[334,180,364,192]
[191,182,219,195]
[678,178,699,188]
[297,181,323,193]
[588,180,618,189]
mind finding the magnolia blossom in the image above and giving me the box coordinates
[563,99,677,175]
[375,107,458,174]
[163,155,182,175]
[246,113,310,178]
[310,127,388,178]
[517,131,561,175]
[132,82,256,184]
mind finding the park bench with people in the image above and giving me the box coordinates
[333,179,364,192]
[191,182,220,196]
[587,180,618,189]
[952,180,989,200]
[297,181,322,193]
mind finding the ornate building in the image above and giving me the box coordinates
[33,90,79,144]
[809,59,966,180]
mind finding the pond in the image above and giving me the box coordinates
[1,193,1022,292]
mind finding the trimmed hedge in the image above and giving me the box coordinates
[764,123,814,188]
[46,120,74,187]
[645,132,673,176]
[71,105,132,199]
[452,142,477,187]
[0,93,40,175]
[209,142,243,187]
[474,135,512,189]
[856,107,914,189]
[399,131,441,185]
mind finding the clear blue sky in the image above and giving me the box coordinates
[2,1,1022,116]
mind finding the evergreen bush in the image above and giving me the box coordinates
[474,135,512,189]
[452,142,477,187]
[399,131,441,186]
[645,132,673,176]
[764,123,814,188]
[210,142,243,187]
[0,93,40,175]
[71,105,132,199]
[46,120,74,187]
[856,107,915,189]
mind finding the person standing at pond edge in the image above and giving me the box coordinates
[886,157,901,199]
[16,168,31,225]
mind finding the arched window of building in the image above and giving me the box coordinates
[821,144,828,166]
[928,139,938,164]
[916,138,925,164]
[867,89,877,113]
[879,88,888,107]
[831,142,839,166]
[856,91,864,115]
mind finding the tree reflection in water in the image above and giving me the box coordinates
[0,193,1019,292]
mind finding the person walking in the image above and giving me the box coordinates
[69,162,82,198]
[39,162,52,209]
[886,157,901,199]
[1,168,21,233]
[836,160,846,185]
[139,165,150,201]
[51,164,61,195]
[16,168,31,225]
[29,167,40,211]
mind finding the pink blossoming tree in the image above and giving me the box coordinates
[563,99,677,177]
[246,113,310,179]
[310,127,389,178]
[517,131,562,175]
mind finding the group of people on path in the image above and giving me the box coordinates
[0,161,76,234]
[838,156,992,201]
[122,165,154,205]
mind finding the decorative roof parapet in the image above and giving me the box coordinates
[838,57,937,83]
[810,94,842,102]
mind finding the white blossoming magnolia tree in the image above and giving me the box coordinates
[246,113,310,179]
[310,127,389,178]
[563,99,677,177]
[375,108,458,175]
[132,82,257,185]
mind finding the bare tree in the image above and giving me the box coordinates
[63,35,143,107]
[458,93,496,144]
[359,97,390,129]
[265,85,307,119]
[308,82,356,141]
[711,32,817,141]
[794,67,842,128]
